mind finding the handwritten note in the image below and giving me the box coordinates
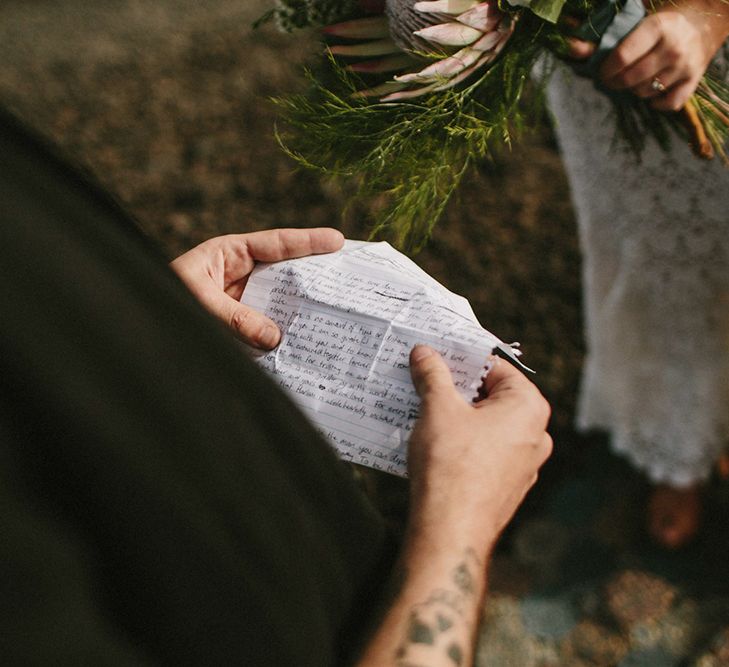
[242,240,524,476]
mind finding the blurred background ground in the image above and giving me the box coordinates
[1,1,726,665]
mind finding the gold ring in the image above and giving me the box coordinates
[651,77,666,93]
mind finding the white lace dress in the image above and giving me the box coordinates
[546,55,729,487]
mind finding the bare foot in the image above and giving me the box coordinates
[647,484,701,549]
[717,452,729,480]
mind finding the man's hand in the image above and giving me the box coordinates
[407,345,553,553]
[170,228,344,349]
[354,347,551,666]
[567,0,729,111]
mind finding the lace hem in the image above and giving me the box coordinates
[547,54,729,486]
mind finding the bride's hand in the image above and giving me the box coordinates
[566,0,729,111]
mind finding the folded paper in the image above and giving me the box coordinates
[242,240,524,476]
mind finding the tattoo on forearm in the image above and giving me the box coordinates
[394,549,482,666]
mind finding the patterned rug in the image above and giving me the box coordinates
[476,437,729,667]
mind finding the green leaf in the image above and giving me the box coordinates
[527,0,567,23]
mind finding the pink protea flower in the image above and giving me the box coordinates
[324,0,516,101]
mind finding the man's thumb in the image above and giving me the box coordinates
[229,304,281,349]
[409,345,457,402]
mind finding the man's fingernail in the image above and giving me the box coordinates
[259,324,280,349]
[411,345,434,363]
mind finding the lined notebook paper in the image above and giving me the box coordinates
[242,240,524,476]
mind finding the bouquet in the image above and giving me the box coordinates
[262,0,729,251]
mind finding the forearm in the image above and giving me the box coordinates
[657,0,729,54]
[353,348,553,666]
[354,522,496,667]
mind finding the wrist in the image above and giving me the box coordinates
[404,498,502,561]
[659,0,729,55]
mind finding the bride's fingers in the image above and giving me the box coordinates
[650,77,696,112]
[603,47,667,91]
[600,17,661,84]
[566,37,595,60]
[557,14,596,60]
[630,67,676,98]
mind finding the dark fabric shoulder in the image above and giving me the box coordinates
[0,107,392,666]
[0,105,156,251]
